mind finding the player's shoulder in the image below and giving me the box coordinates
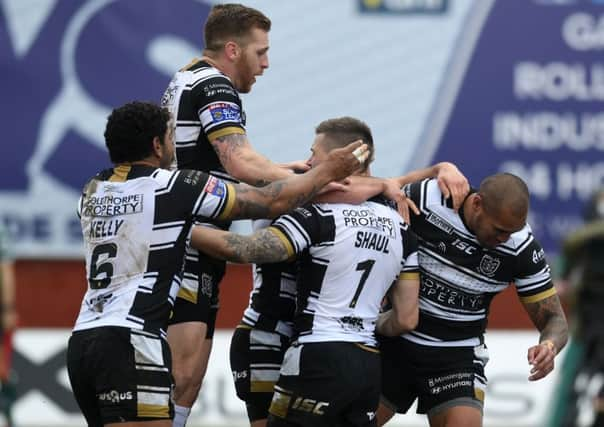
[405,178,448,208]
[496,223,538,256]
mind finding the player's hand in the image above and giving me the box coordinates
[527,340,556,381]
[324,140,369,181]
[280,160,311,174]
[382,178,419,224]
[436,162,469,210]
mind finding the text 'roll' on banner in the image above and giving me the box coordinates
[414,0,604,255]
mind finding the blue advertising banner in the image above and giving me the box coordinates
[0,0,209,257]
[415,0,604,255]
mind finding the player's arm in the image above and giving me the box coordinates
[221,141,368,220]
[191,226,291,264]
[314,162,468,220]
[211,132,296,187]
[376,273,420,336]
[394,162,469,210]
[521,293,568,381]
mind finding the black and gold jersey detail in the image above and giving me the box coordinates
[74,166,232,337]
[271,199,419,346]
[403,178,554,346]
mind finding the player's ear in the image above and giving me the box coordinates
[225,40,240,60]
[151,136,162,158]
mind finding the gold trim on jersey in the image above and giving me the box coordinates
[109,164,131,182]
[519,287,557,304]
[217,183,236,221]
[180,57,201,72]
[207,126,246,141]
[268,227,296,260]
[236,324,253,330]
[399,272,419,281]
[176,287,197,304]
[137,403,170,418]
[354,343,380,354]
[269,387,293,418]
[474,388,485,402]
[136,403,170,418]
[251,380,276,393]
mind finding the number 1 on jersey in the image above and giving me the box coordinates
[349,259,375,308]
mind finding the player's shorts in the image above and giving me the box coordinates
[230,325,291,421]
[66,326,174,427]
[168,248,225,339]
[379,336,488,416]
[267,341,380,427]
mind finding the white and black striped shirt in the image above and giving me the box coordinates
[73,165,234,338]
[402,179,555,347]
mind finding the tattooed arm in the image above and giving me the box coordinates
[521,294,568,381]
[221,141,369,220]
[191,226,291,264]
[211,133,294,186]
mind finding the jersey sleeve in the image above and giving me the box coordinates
[270,204,334,257]
[403,179,427,228]
[191,74,246,141]
[171,169,235,221]
[400,224,419,281]
[513,237,556,303]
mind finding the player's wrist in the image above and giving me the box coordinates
[540,339,556,355]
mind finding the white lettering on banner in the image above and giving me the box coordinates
[493,111,604,151]
[562,13,604,51]
[501,161,604,200]
[514,62,604,101]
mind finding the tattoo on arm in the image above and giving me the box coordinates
[212,133,248,170]
[523,295,568,352]
[223,229,290,264]
[232,180,322,219]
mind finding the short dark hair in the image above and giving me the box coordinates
[479,173,529,218]
[104,101,171,164]
[204,4,271,52]
[315,117,375,172]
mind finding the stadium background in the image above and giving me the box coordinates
[2,0,602,425]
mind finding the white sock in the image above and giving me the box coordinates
[173,405,191,427]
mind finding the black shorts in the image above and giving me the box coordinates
[267,341,380,427]
[230,325,291,422]
[379,336,488,416]
[66,327,174,426]
[168,250,225,339]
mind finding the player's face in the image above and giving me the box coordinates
[234,28,269,93]
[159,119,175,169]
[306,135,330,169]
[471,197,525,248]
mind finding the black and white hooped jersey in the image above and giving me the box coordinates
[161,59,245,184]
[403,179,555,347]
[270,198,419,347]
[241,220,298,338]
[73,165,235,337]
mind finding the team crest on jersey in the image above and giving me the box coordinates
[208,102,241,123]
[479,254,501,276]
[204,176,225,197]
